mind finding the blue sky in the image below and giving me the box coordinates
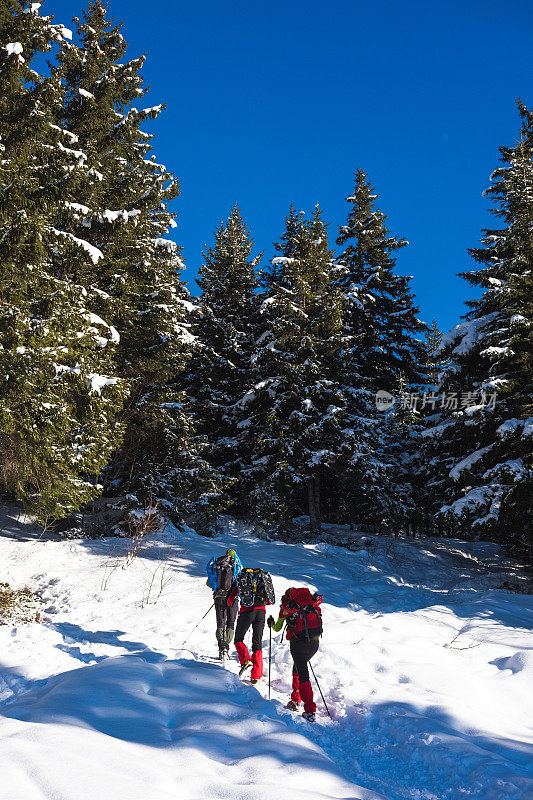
[49,0,532,332]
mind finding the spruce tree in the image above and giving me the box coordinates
[337,170,427,392]
[408,319,447,537]
[184,205,260,510]
[429,103,533,558]
[335,171,427,532]
[55,1,199,510]
[0,1,127,520]
[425,319,444,387]
[239,206,346,535]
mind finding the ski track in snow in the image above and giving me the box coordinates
[0,518,532,800]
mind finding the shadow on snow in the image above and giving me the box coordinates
[1,650,531,800]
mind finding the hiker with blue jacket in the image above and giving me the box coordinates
[206,548,243,659]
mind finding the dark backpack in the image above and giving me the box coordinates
[280,587,323,640]
[236,568,275,607]
[214,553,234,595]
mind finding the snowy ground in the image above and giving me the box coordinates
[0,514,532,800]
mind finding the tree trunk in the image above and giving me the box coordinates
[349,500,355,531]
[307,474,322,536]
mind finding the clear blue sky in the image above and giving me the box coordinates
[48,0,532,332]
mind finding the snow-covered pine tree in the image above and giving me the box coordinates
[425,319,444,387]
[239,206,346,535]
[184,205,260,511]
[429,103,533,559]
[405,319,447,537]
[337,169,427,392]
[0,1,127,521]
[55,1,200,512]
[335,170,427,532]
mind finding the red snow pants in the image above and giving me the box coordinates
[234,608,265,679]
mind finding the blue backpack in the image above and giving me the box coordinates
[206,552,243,592]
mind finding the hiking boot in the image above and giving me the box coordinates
[250,678,259,685]
[238,659,252,678]
[302,711,316,723]
[286,700,300,711]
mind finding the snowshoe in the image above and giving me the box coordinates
[302,711,316,723]
[260,570,275,605]
[239,659,252,678]
[236,568,275,607]
[286,700,300,711]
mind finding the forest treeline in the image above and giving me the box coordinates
[0,2,531,560]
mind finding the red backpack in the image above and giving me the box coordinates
[280,588,323,641]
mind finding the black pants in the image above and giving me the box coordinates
[234,608,265,652]
[214,596,238,639]
[290,636,319,683]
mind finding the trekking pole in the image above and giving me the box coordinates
[309,661,332,719]
[268,624,272,699]
[183,602,215,645]
[222,625,227,665]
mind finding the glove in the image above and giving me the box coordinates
[267,615,275,628]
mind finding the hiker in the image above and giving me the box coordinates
[267,587,323,722]
[227,567,275,684]
[206,548,243,658]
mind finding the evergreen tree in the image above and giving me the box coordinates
[425,318,444,387]
[335,171,427,532]
[238,206,346,534]
[337,169,427,392]
[429,103,533,558]
[408,319,446,537]
[0,1,127,520]
[184,205,260,509]
[55,1,200,509]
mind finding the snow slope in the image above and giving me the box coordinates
[0,518,532,800]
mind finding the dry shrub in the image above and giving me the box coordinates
[0,582,42,625]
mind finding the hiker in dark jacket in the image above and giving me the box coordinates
[268,587,323,722]
[227,569,273,683]
[206,549,243,658]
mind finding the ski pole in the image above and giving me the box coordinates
[309,661,332,719]
[183,602,215,645]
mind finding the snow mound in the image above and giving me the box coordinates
[491,651,533,675]
[1,653,381,800]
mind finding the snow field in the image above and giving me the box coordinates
[0,520,532,800]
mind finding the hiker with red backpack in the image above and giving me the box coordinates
[227,567,275,684]
[267,587,323,722]
[206,549,243,659]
